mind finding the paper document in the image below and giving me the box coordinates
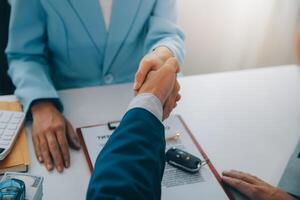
[79,115,229,200]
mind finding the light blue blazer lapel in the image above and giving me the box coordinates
[67,0,107,56]
[102,0,142,75]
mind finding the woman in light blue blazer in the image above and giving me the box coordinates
[6,0,185,172]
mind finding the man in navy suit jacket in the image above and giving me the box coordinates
[87,57,296,200]
[87,58,180,199]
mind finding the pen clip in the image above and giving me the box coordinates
[107,121,120,130]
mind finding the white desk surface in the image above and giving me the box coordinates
[0,65,300,200]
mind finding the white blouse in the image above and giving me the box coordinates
[99,0,113,31]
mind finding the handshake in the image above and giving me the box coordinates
[133,56,181,120]
[29,47,181,173]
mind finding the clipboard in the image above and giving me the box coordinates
[178,116,235,200]
[77,121,119,172]
[77,115,235,200]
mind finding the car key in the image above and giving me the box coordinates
[166,147,203,173]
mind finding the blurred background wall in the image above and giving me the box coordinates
[177,0,300,75]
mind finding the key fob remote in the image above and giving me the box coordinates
[166,147,202,173]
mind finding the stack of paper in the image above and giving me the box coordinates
[0,101,30,174]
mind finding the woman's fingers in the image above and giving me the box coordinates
[56,129,70,168]
[66,120,81,150]
[45,132,64,173]
[163,97,173,120]
[31,102,78,172]
[162,82,180,120]
[39,134,53,171]
[32,133,43,163]
[163,94,175,120]
[176,94,181,102]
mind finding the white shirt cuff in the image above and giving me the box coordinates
[127,93,163,121]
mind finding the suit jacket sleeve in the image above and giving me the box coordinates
[145,0,185,66]
[6,0,62,113]
[87,108,166,200]
[278,139,300,198]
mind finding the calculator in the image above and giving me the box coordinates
[0,110,25,160]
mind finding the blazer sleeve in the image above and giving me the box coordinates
[278,139,300,198]
[144,0,185,66]
[87,108,166,200]
[5,0,62,113]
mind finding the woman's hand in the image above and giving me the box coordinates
[31,101,81,173]
[222,170,295,200]
[133,47,175,91]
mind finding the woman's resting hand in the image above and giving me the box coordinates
[31,101,81,173]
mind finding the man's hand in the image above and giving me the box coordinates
[137,58,181,120]
[162,80,181,119]
[134,47,181,119]
[31,101,81,173]
[222,170,295,200]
